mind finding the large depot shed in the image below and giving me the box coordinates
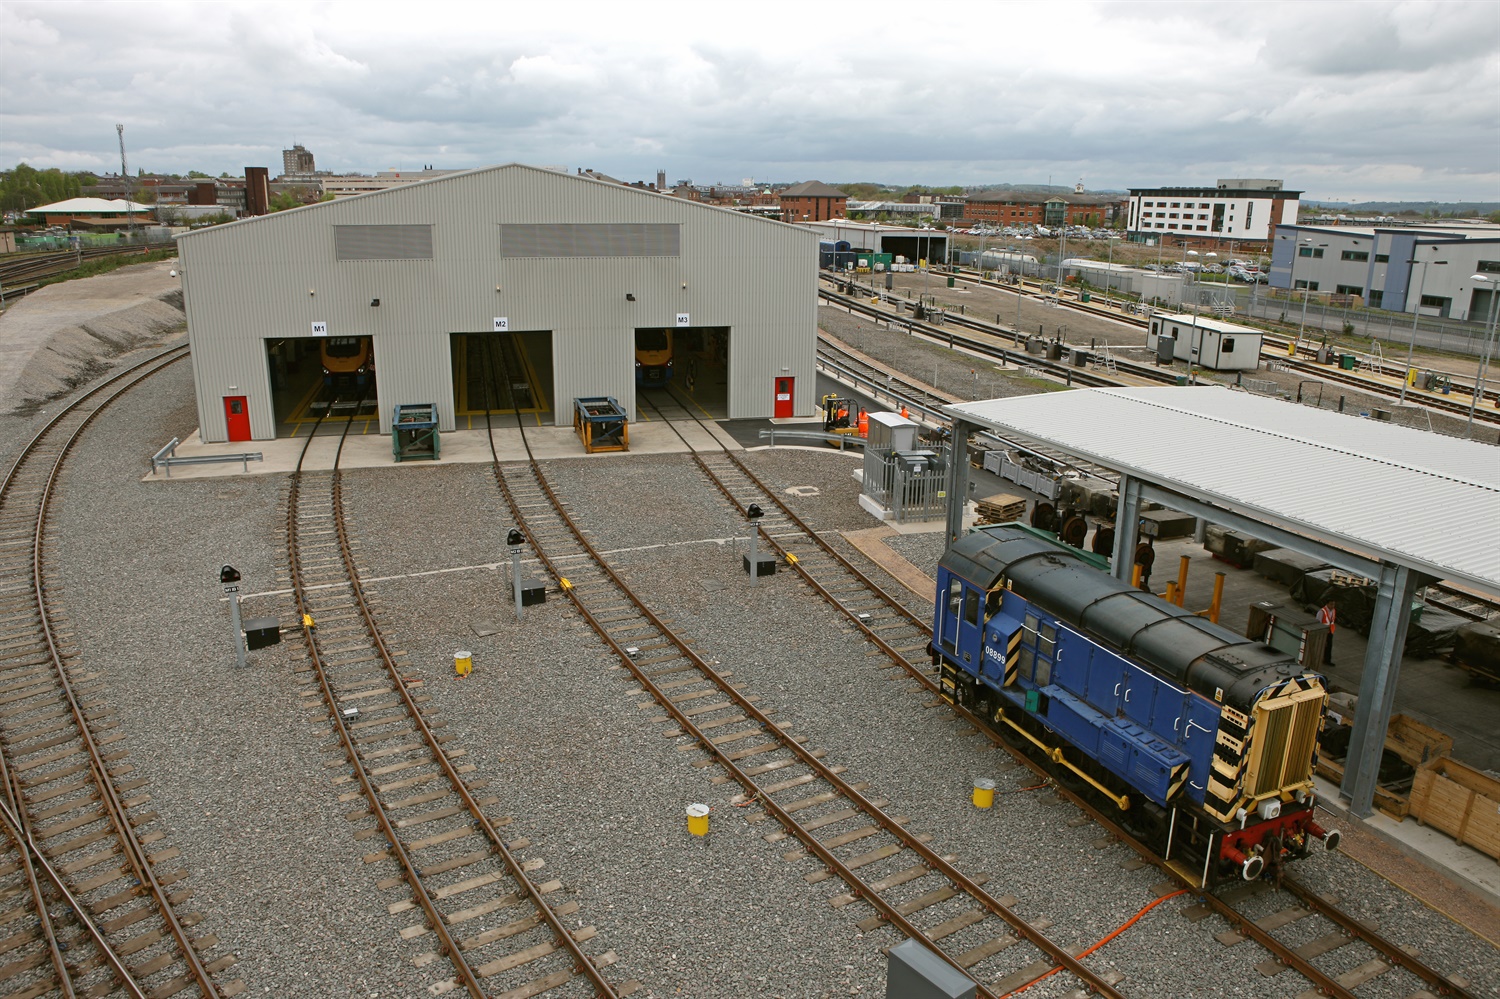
[177,164,817,442]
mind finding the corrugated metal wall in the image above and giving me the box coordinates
[179,165,818,441]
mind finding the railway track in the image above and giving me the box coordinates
[283,392,629,999]
[924,267,1500,424]
[641,387,1485,997]
[0,344,242,999]
[470,352,1126,994]
[0,247,167,301]
[815,332,1125,487]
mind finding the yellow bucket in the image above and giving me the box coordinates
[972,778,996,810]
[454,651,473,677]
[686,803,710,837]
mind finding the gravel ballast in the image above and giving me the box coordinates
[13,351,1496,997]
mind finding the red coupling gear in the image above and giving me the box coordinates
[1221,843,1264,881]
[1305,820,1342,851]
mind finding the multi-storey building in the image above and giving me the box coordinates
[963,190,1122,228]
[1126,179,1300,248]
[779,181,848,223]
[1269,222,1500,323]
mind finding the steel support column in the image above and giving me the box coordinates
[1340,561,1417,818]
[1111,474,1142,582]
[945,419,975,546]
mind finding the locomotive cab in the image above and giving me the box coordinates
[635,329,673,387]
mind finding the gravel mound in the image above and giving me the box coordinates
[1,260,185,416]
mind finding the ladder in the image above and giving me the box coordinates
[1363,341,1384,374]
[1090,341,1118,377]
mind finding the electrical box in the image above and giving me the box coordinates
[243,618,282,651]
[886,939,976,999]
[743,554,777,578]
[520,579,547,607]
[866,412,919,452]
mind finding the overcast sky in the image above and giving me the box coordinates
[2,0,1496,203]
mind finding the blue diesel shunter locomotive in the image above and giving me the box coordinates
[933,524,1340,887]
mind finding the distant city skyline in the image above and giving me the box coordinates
[2,0,1496,204]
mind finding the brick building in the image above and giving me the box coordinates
[964,191,1122,228]
[779,181,848,223]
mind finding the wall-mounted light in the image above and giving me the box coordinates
[625,293,636,302]
[370,298,381,307]
[309,289,315,296]
[681,281,688,289]
[495,285,502,292]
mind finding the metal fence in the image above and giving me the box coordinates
[1184,284,1492,358]
[862,443,948,523]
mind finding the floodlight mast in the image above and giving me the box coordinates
[117,124,137,242]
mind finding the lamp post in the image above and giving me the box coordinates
[1105,237,1114,308]
[1466,274,1500,437]
[1183,247,1197,311]
[1293,239,1329,351]
[1398,256,1445,404]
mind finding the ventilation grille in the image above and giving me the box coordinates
[334,224,433,261]
[500,223,680,258]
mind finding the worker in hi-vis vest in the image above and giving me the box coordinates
[1317,599,1337,666]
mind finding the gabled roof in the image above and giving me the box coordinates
[781,181,848,198]
[175,163,815,243]
[27,198,153,214]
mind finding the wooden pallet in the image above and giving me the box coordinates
[975,493,1027,525]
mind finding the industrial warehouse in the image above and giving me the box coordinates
[175,164,818,443]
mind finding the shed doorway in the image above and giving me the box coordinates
[266,336,380,438]
[450,331,554,428]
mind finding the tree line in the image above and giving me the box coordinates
[0,164,94,213]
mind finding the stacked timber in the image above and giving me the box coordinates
[975,493,1028,525]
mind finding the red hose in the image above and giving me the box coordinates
[999,888,1192,996]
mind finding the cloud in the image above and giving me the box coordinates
[0,0,1495,202]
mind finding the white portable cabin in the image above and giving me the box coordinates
[1145,313,1262,372]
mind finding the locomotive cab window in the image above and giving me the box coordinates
[963,590,979,626]
[947,580,963,617]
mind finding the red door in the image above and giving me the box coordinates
[773,377,794,418]
[224,396,251,442]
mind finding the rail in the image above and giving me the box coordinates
[0,343,227,998]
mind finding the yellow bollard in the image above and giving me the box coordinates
[1175,555,1190,607]
[1131,564,1143,588]
[1164,581,1177,605]
[972,778,996,809]
[1209,572,1225,624]
[686,803,710,837]
[1407,368,1418,388]
[454,651,473,677]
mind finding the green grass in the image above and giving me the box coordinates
[33,247,178,289]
